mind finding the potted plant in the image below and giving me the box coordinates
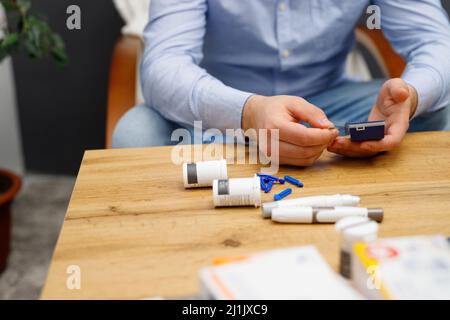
[0,0,68,273]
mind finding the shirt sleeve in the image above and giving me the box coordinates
[140,0,253,131]
[374,0,450,117]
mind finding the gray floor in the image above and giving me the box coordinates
[0,174,75,300]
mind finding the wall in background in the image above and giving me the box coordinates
[12,0,123,175]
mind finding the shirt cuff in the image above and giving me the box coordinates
[199,80,253,131]
[402,67,442,118]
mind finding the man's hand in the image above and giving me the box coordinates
[242,95,338,166]
[328,78,418,157]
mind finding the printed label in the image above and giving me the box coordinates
[218,180,230,195]
[340,249,351,279]
[187,163,198,185]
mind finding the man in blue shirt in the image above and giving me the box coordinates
[113,0,450,165]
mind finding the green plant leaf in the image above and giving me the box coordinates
[50,33,68,64]
[0,0,68,65]
[0,32,19,48]
[1,0,17,12]
[51,47,68,65]
[51,32,64,49]
[16,0,31,14]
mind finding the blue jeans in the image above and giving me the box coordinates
[112,80,449,148]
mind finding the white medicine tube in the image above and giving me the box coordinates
[272,206,383,224]
[261,194,360,218]
[335,216,378,279]
[183,159,227,188]
[213,175,261,207]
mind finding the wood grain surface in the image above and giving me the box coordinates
[41,132,450,299]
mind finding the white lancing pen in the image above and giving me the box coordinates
[261,194,360,218]
[271,206,383,224]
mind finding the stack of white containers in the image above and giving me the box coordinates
[182,159,261,207]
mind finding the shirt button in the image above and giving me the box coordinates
[279,2,288,12]
[282,49,290,58]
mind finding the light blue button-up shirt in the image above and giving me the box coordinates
[141,0,450,131]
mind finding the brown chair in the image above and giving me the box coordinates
[355,27,406,78]
[105,28,406,148]
[106,35,143,149]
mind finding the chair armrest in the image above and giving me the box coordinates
[106,35,143,148]
[355,27,406,79]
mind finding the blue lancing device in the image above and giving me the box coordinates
[345,120,385,142]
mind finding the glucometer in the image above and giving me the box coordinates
[345,120,385,142]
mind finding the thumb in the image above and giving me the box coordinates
[386,78,410,104]
[288,98,334,129]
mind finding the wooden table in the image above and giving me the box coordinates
[41,132,450,299]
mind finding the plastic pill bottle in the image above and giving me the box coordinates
[183,159,227,188]
[212,175,261,207]
[335,216,378,279]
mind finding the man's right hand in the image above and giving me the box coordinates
[242,95,338,166]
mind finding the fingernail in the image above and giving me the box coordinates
[319,118,334,127]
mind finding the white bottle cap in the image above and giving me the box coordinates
[213,175,261,207]
[183,159,227,188]
[335,216,379,245]
[335,216,379,279]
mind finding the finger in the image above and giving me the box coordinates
[327,145,378,158]
[328,148,378,158]
[360,115,408,152]
[386,78,410,104]
[328,137,379,158]
[279,141,325,159]
[280,155,321,166]
[359,135,400,153]
[286,97,334,128]
[368,105,384,121]
[280,121,339,147]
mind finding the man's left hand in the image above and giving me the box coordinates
[328,78,418,157]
